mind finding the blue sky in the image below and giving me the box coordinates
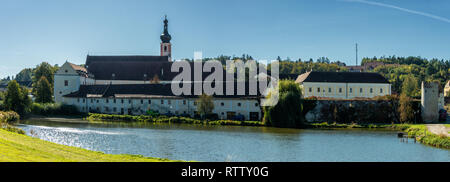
[1,0,450,78]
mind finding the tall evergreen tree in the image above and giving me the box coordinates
[4,80,31,115]
[35,76,53,103]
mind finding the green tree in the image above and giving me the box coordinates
[15,68,33,82]
[4,80,31,115]
[401,75,419,97]
[399,93,415,123]
[35,76,53,103]
[197,94,214,119]
[33,62,56,85]
[263,80,304,128]
[32,62,58,101]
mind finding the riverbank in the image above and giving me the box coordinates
[28,114,450,149]
[87,113,265,127]
[306,122,449,149]
[398,124,450,149]
[0,129,180,162]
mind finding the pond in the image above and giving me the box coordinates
[18,119,449,162]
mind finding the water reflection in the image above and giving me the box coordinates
[17,119,449,162]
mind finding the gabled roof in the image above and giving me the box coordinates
[68,63,87,73]
[296,71,390,84]
[85,55,170,80]
[86,55,169,64]
[64,82,264,99]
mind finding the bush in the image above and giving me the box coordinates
[31,103,82,116]
[0,111,25,135]
[0,111,20,123]
[87,113,264,127]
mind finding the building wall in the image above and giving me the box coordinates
[92,80,171,85]
[445,81,450,97]
[54,63,83,103]
[63,97,262,121]
[300,82,391,99]
[421,81,439,123]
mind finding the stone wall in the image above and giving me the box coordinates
[304,99,421,123]
[421,81,439,123]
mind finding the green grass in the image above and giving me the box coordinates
[393,124,450,149]
[0,129,181,162]
[87,113,265,127]
[306,122,391,129]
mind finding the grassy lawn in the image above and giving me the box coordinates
[395,124,450,149]
[0,129,180,162]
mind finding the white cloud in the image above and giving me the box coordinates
[342,0,450,24]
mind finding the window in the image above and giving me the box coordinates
[83,99,85,103]
[148,100,152,104]
[380,88,383,93]
[238,103,242,107]
[121,99,124,104]
[96,100,99,103]
[309,87,312,92]
[221,102,224,106]
[105,107,109,112]
[106,99,109,103]
[161,100,164,104]
[360,88,363,93]
[164,46,167,52]
[339,88,342,93]
[77,98,80,103]
[128,99,131,104]
[90,99,93,103]
[317,87,320,93]
[65,70,68,73]
[250,112,259,121]
[370,88,373,93]
[194,101,197,106]
[113,99,116,103]
[328,88,332,93]
[113,107,117,112]
[64,80,68,86]
[183,100,186,105]
[168,100,171,105]
[140,100,143,104]
[349,88,353,93]
[255,103,259,107]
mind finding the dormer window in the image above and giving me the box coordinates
[65,70,68,73]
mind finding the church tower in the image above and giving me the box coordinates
[160,15,172,61]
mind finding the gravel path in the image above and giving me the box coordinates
[426,124,450,137]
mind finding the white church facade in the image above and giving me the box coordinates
[54,17,262,121]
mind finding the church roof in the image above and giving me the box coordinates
[64,82,263,99]
[296,71,390,84]
[86,55,171,80]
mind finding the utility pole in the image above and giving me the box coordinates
[356,43,358,66]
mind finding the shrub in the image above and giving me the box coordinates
[31,103,82,116]
[87,113,264,127]
[0,111,20,123]
[0,111,25,135]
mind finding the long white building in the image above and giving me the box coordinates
[295,71,391,99]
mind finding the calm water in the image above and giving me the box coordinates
[18,119,449,162]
